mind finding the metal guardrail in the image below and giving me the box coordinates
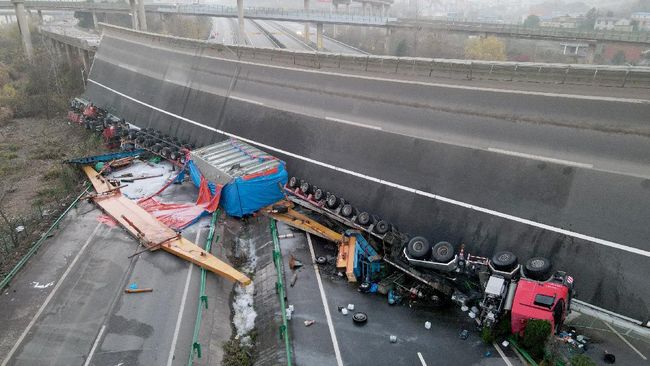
[101,24,650,89]
[188,209,221,365]
[0,184,91,291]
[396,19,650,44]
[270,219,293,366]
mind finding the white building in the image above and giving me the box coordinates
[631,12,650,31]
[594,17,633,32]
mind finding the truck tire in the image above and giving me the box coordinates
[491,251,518,272]
[151,144,162,153]
[373,220,390,235]
[326,194,340,209]
[341,204,354,217]
[352,312,368,324]
[407,236,431,259]
[288,176,299,188]
[356,212,371,226]
[524,257,552,280]
[300,181,312,195]
[431,241,454,263]
[313,188,324,201]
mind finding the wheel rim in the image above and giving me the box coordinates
[413,241,423,251]
[531,259,545,268]
[498,253,511,262]
[437,247,448,256]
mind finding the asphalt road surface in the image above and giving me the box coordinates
[84,32,650,320]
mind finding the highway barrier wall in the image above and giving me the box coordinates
[85,26,650,322]
[100,23,650,89]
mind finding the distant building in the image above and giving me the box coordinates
[594,17,633,32]
[539,15,579,29]
[631,12,650,31]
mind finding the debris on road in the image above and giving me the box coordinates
[389,335,397,343]
[459,329,469,340]
[347,303,355,310]
[125,288,153,293]
[304,320,315,327]
[289,255,303,270]
[290,272,298,287]
[425,321,431,329]
[352,312,368,324]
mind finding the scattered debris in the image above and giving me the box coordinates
[278,233,294,239]
[341,308,349,315]
[304,320,315,327]
[604,352,616,364]
[389,335,397,343]
[459,329,469,340]
[484,351,492,357]
[347,304,355,311]
[352,312,368,324]
[315,256,327,265]
[501,340,509,348]
[32,281,54,289]
[121,173,163,183]
[290,272,298,287]
[125,288,153,293]
[289,255,303,270]
[15,226,25,233]
[425,321,431,330]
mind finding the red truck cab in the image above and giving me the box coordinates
[510,276,572,335]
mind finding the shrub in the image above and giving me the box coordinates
[570,354,596,366]
[521,319,552,360]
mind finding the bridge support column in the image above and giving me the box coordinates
[64,43,73,67]
[37,10,43,24]
[237,0,245,45]
[128,0,139,30]
[4,15,10,24]
[304,0,310,44]
[78,47,89,81]
[384,27,392,55]
[137,0,147,31]
[92,11,97,28]
[316,22,323,50]
[11,0,33,60]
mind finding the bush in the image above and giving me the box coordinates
[570,354,596,366]
[521,319,552,360]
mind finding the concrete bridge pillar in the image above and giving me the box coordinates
[128,0,139,30]
[64,43,73,66]
[37,9,43,24]
[11,0,33,60]
[92,11,97,28]
[4,15,10,24]
[304,0,310,44]
[316,22,323,50]
[78,47,89,80]
[137,0,147,31]
[237,0,245,45]
[384,26,392,54]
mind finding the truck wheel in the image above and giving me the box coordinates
[356,212,371,226]
[373,220,390,235]
[341,204,354,217]
[288,176,299,188]
[352,312,368,324]
[407,236,431,259]
[431,241,454,263]
[491,251,518,272]
[326,194,340,209]
[524,257,552,280]
[300,181,312,195]
[313,188,324,201]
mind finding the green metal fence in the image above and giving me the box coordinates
[270,219,293,366]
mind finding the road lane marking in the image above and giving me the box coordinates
[166,229,201,366]
[2,223,103,366]
[493,342,514,366]
[118,36,650,104]
[604,322,648,360]
[326,116,383,130]
[83,325,106,366]
[488,147,593,168]
[417,352,427,366]
[306,233,344,366]
[230,95,265,106]
[87,79,650,260]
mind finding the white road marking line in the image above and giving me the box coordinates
[118,36,650,104]
[306,233,344,366]
[326,116,383,130]
[492,342,514,366]
[417,352,427,366]
[83,325,106,366]
[488,147,593,168]
[229,95,265,106]
[166,229,201,366]
[87,79,650,260]
[1,223,103,366]
[604,322,648,360]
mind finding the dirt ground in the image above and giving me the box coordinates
[0,116,105,276]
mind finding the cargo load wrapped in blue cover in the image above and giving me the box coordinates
[188,139,288,217]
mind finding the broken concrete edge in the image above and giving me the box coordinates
[0,184,92,291]
[571,299,650,338]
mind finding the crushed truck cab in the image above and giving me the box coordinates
[510,272,573,335]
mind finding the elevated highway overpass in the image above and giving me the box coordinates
[77,25,650,323]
